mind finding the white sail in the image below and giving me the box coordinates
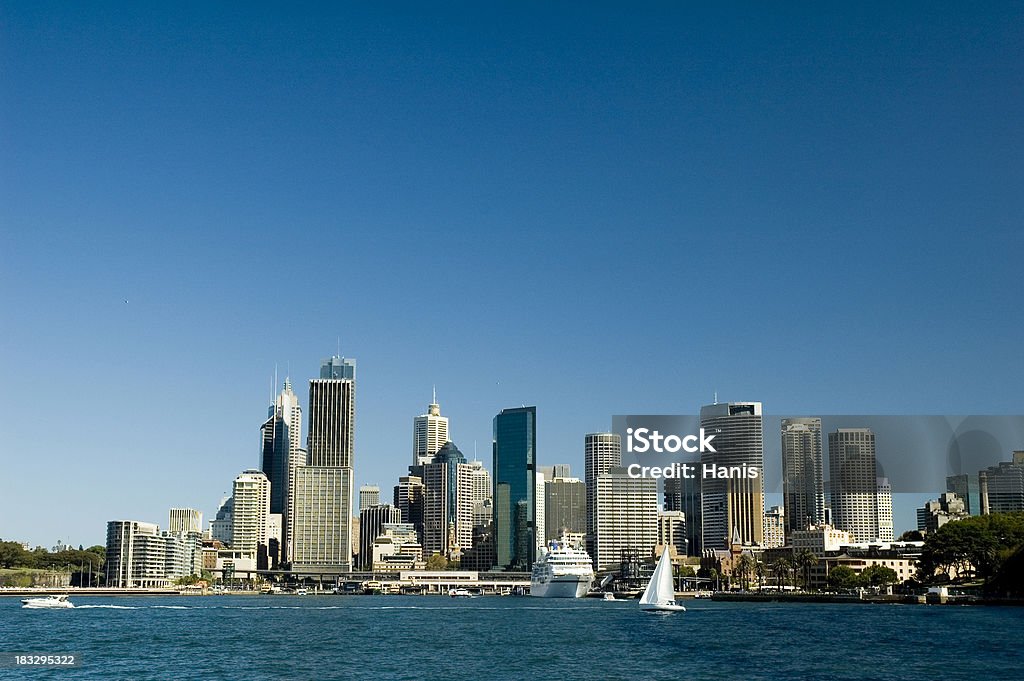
[639,549,685,611]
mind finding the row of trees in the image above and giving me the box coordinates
[917,511,1024,592]
[0,540,105,571]
[726,550,821,591]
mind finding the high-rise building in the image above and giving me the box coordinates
[664,476,702,555]
[544,477,586,542]
[422,442,476,559]
[105,520,201,588]
[493,407,537,571]
[260,379,303,563]
[594,468,658,571]
[781,417,825,538]
[210,496,233,545]
[828,428,880,542]
[946,474,981,516]
[293,355,356,570]
[979,452,1024,514]
[535,475,546,552]
[762,505,785,549]
[168,508,202,535]
[359,485,381,511]
[657,510,687,557]
[700,402,765,549]
[359,504,402,570]
[393,475,425,532]
[876,477,894,542]
[917,492,969,533]
[468,461,491,506]
[413,390,449,466]
[585,433,621,560]
[231,470,271,559]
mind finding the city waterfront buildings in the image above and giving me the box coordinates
[359,504,402,569]
[979,451,1024,514]
[359,485,381,511]
[917,492,969,533]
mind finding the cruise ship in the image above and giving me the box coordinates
[529,540,595,598]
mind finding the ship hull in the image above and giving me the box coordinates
[529,576,591,598]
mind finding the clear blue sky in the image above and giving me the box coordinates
[2,3,1021,547]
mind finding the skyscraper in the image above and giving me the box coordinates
[231,470,271,559]
[260,379,303,562]
[413,390,449,466]
[658,510,687,557]
[781,417,825,538]
[664,476,701,555]
[594,468,658,570]
[700,402,765,549]
[493,406,536,571]
[876,477,894,542]
[359,485,381,511]
[168,508,202,535]
[828,428,880,542]
[946,473,981,516]
[584,433,621,560]
[979,452,1024,514]
[393,475,425,533]
[422,442,475,559]
[293,355,356,570]
[544,477,586,542]
[359,504,402,570]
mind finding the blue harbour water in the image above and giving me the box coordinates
[1,595,1021,680]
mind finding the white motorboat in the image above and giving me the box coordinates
[21,594,74,609]
[639,550,685,613]
[602,592,617,601]
[530,539,594,598]
[448,588,475,598]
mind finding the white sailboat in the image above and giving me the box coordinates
[639,549,685,613]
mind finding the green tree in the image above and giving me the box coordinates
[827,565,864,590]
[425,554,448,571]
[794,550,819,591]
[0,541,27,568]
[861,564,898,588]
[735,554,754,590]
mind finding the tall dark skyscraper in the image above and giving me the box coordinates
[493,406,536,571]
[781,417,825,538]
[259,379,302,563]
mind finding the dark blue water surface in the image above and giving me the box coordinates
[0,595,1020,680]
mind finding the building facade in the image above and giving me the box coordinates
[292,355,356,570]
[493,407,537,571]
[700,402,765,550]
[781,417,825,538]
[413,391,449,466]
[585,432,622,560]
[593,468,658,571]
[829,428,880,542]
[545,477,586,542]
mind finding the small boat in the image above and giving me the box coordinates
[295,588,309,596]
[448,588,475,598]
[21,594,74,609]
[639,550,685,613]
[602,592,617,601]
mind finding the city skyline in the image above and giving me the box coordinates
[3,4,1022,548]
